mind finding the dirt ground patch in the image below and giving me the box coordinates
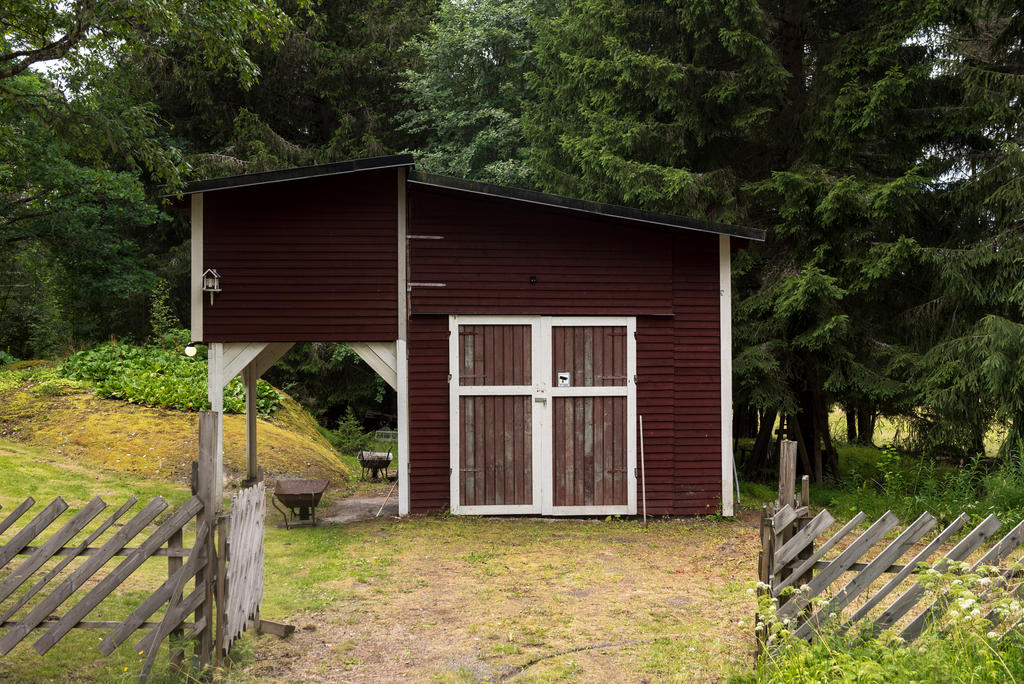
[243,502,761,683]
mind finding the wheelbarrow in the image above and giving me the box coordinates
[272,479,329,529]
[358,448,393,480]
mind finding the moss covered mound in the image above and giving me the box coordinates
[0,366,352,486]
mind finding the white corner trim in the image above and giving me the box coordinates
[719,235,735,517]
[397,169,411,516]
[190,193,204,342]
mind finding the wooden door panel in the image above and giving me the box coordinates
[552,326,627,387]
[552,396,627,507]
[460,396,532,506]
[458,324,531,386]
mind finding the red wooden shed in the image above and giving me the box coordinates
[181,155,764,517]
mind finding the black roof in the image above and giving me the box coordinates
[408,170,765,242]
[178,154,414,194]
[176,154,764,242]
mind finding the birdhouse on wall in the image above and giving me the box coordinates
[202,268,221,305]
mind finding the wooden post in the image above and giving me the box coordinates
[778,440,797,508]
[196,411,219,670]
[756,503,774,657]
[243,364,258,482]
[167,528,184,674]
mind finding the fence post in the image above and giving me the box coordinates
[756,503,774,656]
[778,440,797,509]
[196,411,219,670]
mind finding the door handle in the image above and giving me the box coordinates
[534,397,547,403]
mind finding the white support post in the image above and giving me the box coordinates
[397,169,411,516]
[190,193,204,343]
[243,364,257,481]
[207,341,224,507]
[719,235,735,517]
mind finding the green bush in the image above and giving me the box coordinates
[58,330,282,416]
[0,350,17,366]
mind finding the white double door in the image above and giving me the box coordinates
[449,315,637,515]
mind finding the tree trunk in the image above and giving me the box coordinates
[857,408,873,445]
[846,406,857,443]
[752,409,778,470]
[788,414,814,478]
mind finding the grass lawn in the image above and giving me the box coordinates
[0,439,762,683]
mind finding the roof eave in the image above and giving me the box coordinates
[170,154,415,196]
[407,170,766,242]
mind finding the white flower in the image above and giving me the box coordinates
[988,631,999,639]
[971,609,982,617]
[950,610,960,618]
[978,577,992,587]
[737,619,746,628]
[747,588,756,596]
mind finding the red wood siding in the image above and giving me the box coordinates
[636,316,677,514]
[408,186,673,315]
[672,234,722,514]
[409,316,451,513]
[201,170,399,342]
[402,188,723,515]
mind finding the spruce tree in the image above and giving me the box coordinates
[526,0,967,478]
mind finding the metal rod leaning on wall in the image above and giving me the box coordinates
[639,415,648,528]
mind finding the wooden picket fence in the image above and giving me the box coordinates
[219,481,266,653]
[0,411,281,681]
[0,493,212,681]
[758,441,1024,648]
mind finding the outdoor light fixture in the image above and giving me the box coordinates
[184,343,198,358]
[201,268,221,305]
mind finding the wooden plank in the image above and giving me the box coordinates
[0,496,168,655]
[256,619,294,637]
[0,497,137,624]
[13,546,189,558]
[0,619,172,630]
[0,497,68,569]
[873,513,1001,634]
[98,519,210,655]
[778,440,797,508]
[136,587,206,680]
[216,514,227,664]
[167,520,185,675]
[0,498,34,537]
[771,504,810,536]
[778,511,897,617]
[774,512,867,595]
[795,512,937,639]
[774,509,835,569]
[844,513,969,627]
[0,497,106,604]
[899,516,1024,641]
[34,496,203,655]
